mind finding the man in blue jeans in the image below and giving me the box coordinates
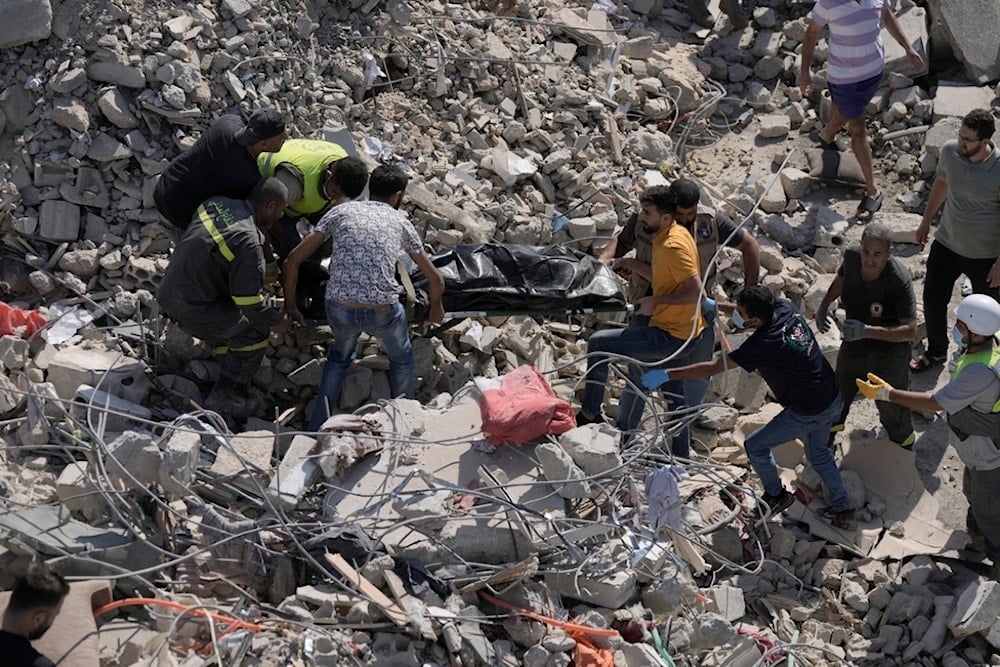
[283,165,444,430]
[645,285,853,526]
[576,185,707,449]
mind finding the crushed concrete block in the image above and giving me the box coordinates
[288,358,324,387]
[56,461,106,522]
[558,423,623,475]
[0,0,52,48]
[708,585,746,622]
[545,566,636,609]
[931,0,1000,83]
[211,430,274,492]
[159,428,200,497]
[0,335,29,371]
[267,434,319,510]
[37,200,80,241]
[690,612,740,650]
[391,489,452,531]
[642,576,695,616]
[932,81,996,121]
[86,61,146,88]
[780,168,812,200]
[757,114,791,138]
[48,346,150,401]
[73,385,152,433]
[536,442,591,499]
[105,431,162,491]
[52,98,90,132]
[949,579,1000,638]
[769,525,797,560]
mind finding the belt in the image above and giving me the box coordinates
[334,299,393,316]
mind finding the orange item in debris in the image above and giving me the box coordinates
[479,365,576,445]
[572,634,615,667]
[0,301,46,338]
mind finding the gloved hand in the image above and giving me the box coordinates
[642,369,670,390]
[815,303,831,333]
[856,373,893,402]
[842,319,869,342]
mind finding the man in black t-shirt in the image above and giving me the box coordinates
[0,565,69,667]
[646,286,853,527]
[816,224,917,448]
[154,107,288,243]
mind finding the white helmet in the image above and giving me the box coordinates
[955,294,1000,336]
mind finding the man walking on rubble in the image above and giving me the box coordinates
[158,178,294,421]
[0,564,69,667]
[857,295,1000,567]
[258,138,370,260]
[910,109,1000,374]
[599,178,760,437]
[578,185,709,454]
[799,0,924,222]
[645,285,853,527]
[816,223,917,448]
[154,107,289,243]
[282,164,445,431]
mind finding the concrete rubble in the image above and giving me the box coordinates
[0,0,999,665]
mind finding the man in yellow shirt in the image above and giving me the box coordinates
[577,186,707,440]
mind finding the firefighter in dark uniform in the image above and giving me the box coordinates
[157,178,293,420]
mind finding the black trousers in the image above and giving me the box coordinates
[923,241,1000,359]
[835,340,913,443]
[172,305,271,389]
[964,465,1000,561]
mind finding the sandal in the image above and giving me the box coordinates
[856,192,884,222]
[909,353,945,374]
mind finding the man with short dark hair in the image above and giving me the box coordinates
[158,177,294,421]
[154,107,289,242]
[578,185,707,448]
[799,0,924,222]
[258,139,370,260]
[1,564,69,666]
[646,285,852,526]
[912,109,1000,373]
[283,165,445,430]
[816,223,917,447]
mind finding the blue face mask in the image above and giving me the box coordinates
[951,325,966,349]
[732,309,746,329]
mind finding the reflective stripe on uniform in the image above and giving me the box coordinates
[199,205,236,262]
[213,338,269,355]
[232,294,264,306]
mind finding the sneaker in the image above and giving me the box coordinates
[758,488,794,522]
[575,410,605,426]
[961,277,973,297]
[819,506,854,529]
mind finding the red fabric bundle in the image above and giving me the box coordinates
[479,365,576,445]
[0,302,46,338]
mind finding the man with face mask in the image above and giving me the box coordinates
[0,565,69,666]
[857,294,1000,567]
[816,223,917,448]
[644,285,853,526]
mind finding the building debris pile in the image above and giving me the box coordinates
[1,0,1000,665]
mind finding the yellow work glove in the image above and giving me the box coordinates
[856,373,893,402]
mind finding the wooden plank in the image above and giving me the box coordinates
[324,553,408,626]
[383,569,437,641]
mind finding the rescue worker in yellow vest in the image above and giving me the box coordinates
[157,178,294,422]
[258,138,369,260]
[857,294,1000,567]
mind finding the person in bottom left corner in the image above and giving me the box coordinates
[0,564,70,667]
[157,178,295,424]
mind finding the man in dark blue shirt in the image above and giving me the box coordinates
[645,285,852,526]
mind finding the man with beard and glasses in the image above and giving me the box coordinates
[911,109,1000,373]
[577,185,708,454]
[0,565,69,667]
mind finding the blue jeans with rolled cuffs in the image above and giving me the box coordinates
[309,300,414,431]
[745,391,849,511]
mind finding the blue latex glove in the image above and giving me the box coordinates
[703,298,716,316]
[642,369,670,390]
[841,319,869,342]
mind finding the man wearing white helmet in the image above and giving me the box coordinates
[857,294,1000,565]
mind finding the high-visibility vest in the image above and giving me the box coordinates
[258,139,347,217]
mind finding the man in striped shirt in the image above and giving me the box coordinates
[799,0,924,222]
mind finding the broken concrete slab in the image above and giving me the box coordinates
[932,82,996,122]
[0,0,52,48]
[267,434,319,510]
[929,0,1000,83]
[37,199,80,241]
